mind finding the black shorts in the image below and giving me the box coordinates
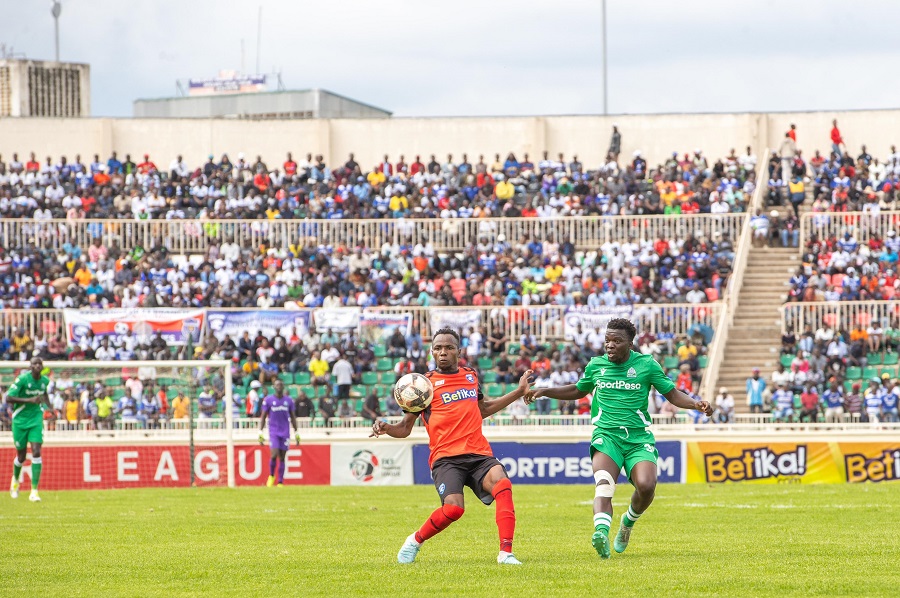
[336,384,350,400]
[431,453,504,505]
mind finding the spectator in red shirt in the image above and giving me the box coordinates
[787,123,797,142]
[830,119,844,157]
[137,154,157,175]
[675,364,693,393]
[283,153,297,177]
[799,383,820,423]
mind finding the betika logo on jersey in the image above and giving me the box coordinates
[440,388,479,404]
[845,448,900,483]
[705,446,807,482]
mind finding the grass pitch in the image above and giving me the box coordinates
[1,484,897,597]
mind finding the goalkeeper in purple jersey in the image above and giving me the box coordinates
[258,380,300,487]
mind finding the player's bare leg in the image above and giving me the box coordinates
[591,452,619,559]
[398,493,465,564]
[482,464,521,565]
[614,460,657,553]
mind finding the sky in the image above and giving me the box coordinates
[2,0,900,118]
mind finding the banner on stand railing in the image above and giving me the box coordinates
[63,308,205,346]
[313,307,360,333]
[429,309,482,334]
[206,310,310,342]
[359,312,412,345]
[563,306,633,339]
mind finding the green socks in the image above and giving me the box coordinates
[623,506,642,528]
[594,512,612,535]
[31,457,42,489]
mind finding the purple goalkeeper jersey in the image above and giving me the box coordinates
[262,394,294,438]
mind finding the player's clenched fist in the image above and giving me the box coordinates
[695,400,714,417]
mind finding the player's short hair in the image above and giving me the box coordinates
[607,318,637,342]
[432,328,460,346]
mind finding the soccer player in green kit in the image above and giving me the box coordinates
[526,319,712,558]
[7,357,51,502]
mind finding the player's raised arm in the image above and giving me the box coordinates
[479,369,533,418]
[371,411,418,438]
[662,388,713,416]
[524,384,584,404]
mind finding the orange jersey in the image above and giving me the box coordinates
[422,367,491,467]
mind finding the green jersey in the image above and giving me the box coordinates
[576,351,675,430]
[7,372,50,428]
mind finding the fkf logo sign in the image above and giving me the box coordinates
[705,446,807,482]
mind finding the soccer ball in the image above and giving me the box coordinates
[393,373,434,413]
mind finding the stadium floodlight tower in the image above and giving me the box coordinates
[50,1,61,62]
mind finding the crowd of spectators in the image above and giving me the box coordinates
[0,222,735,313]
[767,120,900,215]
[0,319,712,429]
[729,320,900,424]
[0,139,758,221]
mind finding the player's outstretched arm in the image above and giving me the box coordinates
[480,369,534,418]
[663,388,713,416]
[524,384,584,405]
[370,412,417,439]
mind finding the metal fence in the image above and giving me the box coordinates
[799,211,900,253]
[1,214,745,254]
[780,301,900,334]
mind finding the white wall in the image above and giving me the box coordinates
[0,109,897,172]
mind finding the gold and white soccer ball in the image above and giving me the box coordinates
[393,373,434,413]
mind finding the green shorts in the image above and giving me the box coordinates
[12,423,43,449]
[590,427,657,481]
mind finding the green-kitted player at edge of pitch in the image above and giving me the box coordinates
[7,356,51,502]
[525,318,713,559]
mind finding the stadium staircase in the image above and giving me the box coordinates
[712,200,811,413]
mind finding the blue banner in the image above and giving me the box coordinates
[206,310,309,342]
[413,441,682,485]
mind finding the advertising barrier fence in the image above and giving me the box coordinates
[2,439,898,490]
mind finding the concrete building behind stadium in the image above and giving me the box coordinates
[133,89,392,120]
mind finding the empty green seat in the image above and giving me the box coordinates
[477,357,493,369]
[481,371,498,383]
[361,372,379,385]
[486,384,503,397]
[698,355,708,369]
[507,343,521,355]
[867,353,883,365]
[294,372,311,385]
[861,366,879,380]
[845,366,862,380]
[883,352,899,366]
[373,345,387,357]
[376,358,393,371]
[663,356,679,370]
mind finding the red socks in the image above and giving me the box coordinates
[415,503,465,544]
[491,478,516,553]
[413,478,515,552]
